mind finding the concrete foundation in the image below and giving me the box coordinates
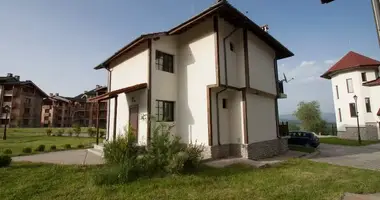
[203,138,288,160]
[338,125,379,141]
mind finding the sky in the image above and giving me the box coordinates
[0,0,379,115]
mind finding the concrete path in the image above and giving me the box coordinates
[342,192,380,200]
[205,150,306,168]
[12,149,104,165]
[311,143,380,170]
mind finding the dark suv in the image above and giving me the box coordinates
[288,131,320,148]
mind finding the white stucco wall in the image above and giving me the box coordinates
[247,32,276,94]
[108,42,149,143]
[218,17,245,88]
[331,69,380,131]
[246,93,277,143]
[177,17,217,145]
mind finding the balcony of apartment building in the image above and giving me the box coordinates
[3,89,13,96]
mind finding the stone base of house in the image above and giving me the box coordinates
[338,124,379,141]
[203,138,288,160]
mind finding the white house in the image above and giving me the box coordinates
[321,51,380,140]
[90,0,294,159]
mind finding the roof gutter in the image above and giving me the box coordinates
[216,26,239,145]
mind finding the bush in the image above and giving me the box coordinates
[77,144,85,149]
[22,147,32,153]
[87,127,96,137]
[103,126,138,165]
[3,149,12,155]
[50,145,57,151]
[64,144,71,149]
[67,129,73,137]
[46,128,52,136]
[56,128,64,136]
[72,124,81,137]
[0,155,11,167]
[34,145,45,152]
[100,130,105,138]
[98,122,204,185]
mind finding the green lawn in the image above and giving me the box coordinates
[7,127,105,134]
[0,131,101,156]
[1,159,380,200]
[319,137,380,146]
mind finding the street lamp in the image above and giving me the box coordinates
[2,105,10,140]
[353,95,362,144]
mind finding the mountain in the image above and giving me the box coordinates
[280,113,336,123]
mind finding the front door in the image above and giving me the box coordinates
[129,105,139,138]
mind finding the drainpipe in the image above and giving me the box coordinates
[105,66,111,141]
[216,27,239,145]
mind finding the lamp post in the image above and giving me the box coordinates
[2,105,11,140]
[353,95,362,144]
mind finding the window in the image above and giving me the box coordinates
[24,98,31,105]
[222,99,227,109]
[23,119,28,126]
[335,85,339,99]
[44,116,49,120]
[375,70,379,78]
[338,108,342,122]
[229,42,234,52]
[155,100,174,122]
[45,109,49,113]
[361,72,367,82]
[346,78,354,93]
[349,103,357,117]
[365,97,372,113]
[24,108,30,114]
[155,51,174,73]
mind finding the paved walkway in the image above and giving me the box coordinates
[12,149,104,165]
[312,143,380,170]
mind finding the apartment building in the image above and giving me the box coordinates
[0,73,48,127]
[41,85,107,128]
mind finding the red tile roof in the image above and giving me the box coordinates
[363,78,380,87]
[321,51,380,79]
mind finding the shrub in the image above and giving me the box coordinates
[0,155,11,168]
[34,145,45,152]
[103,126,138,165]
[87,127,96,137]
[3,149,12,155]
[67,129,73,137]
[64,144,71,149]
[22,147,32,153]
[56,128,64,136]
[46,128,52,136]
[77,144,85,149]
[72,124,81,137]
[50,145,57,151]
[100,130,105,138]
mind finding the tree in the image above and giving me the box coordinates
[293,101,327,134]
[288,123,300,131]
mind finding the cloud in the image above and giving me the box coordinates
[280,60,325,83]
[324,59,336,65]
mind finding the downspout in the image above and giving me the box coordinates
[216,27,239,145]
[105,66,111,141]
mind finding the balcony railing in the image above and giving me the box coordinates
[278,81,287,99]
[3,90,13,96]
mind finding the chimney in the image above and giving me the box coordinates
[14,75,20,81]
[6,73,13,77]
[55,93,59,96]
[96,85,100,88]
[49,93,53,97]
[261,24,269,32]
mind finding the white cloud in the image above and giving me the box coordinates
[280,60,325,83]
[324,59,336,65]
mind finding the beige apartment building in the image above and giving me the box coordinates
[41,85,107,128]
[0,73,48,127]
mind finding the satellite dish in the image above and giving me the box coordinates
[280,73,294,83]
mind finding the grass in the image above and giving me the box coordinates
[288,145,316,153]
[319,137,380,146]
[0,131,101,156]
[1,159,380,200]
[7,127,106,134]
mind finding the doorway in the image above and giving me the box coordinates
[129,105,139,138]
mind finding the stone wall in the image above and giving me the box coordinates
[202,138,288,160]
[338,126,379,141]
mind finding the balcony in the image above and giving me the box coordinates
[3,102,12,108]
[44,113,50,117]
[278,81,287,99]
[3,90,13,96]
